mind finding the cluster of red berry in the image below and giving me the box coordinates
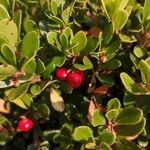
[56,67,85,89]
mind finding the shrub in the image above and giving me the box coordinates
[0,0,150,149]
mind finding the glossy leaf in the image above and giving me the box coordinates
[21,94,33,107]
[0,0,10,10]
[120,72,148,95]
[73,126,94,143]
[81,36,99,55]
[119,33,137,43]
[115,118,146,137]
[142,0,150,25]
[91,109,106,127]
[13,10,22,39]
[105,109,118,121]
[0,19,18,50]
[6,83,30,101]
[115,107,143,125]
[30,84,42,96]
[100,142,112,150]
[102,59,121,70]
[112,9,128,30]
[12,98,28,109]
[133,46,147,58]
[24,18,38,32]
[107,98,121,111]
[0,4,10,21]
[72,31,87,54]
[1,44,16,66]
[21,31,39,57]
[0,65,16,80]
[139,60,150,86]
[36,58,46,74]
[52,56,66,67]
[37,104,50,118]
[98,132,115,145]
[83,56,93,69]
[22,58,36,74]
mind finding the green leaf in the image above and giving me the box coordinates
[101,0,117,20]
[73,63,87,70]
[123,91,135,107]
[7,83,30,101]
[133,46,147,58]
[13,10,22,39]
[0,19,18,50]
[102,59,121,70]
[119,0,129,9]
[1,44,16,66]
[96,75,115,87]
[130,53,139,69]
[112,9,128,30]
[21,94,33,107]
[36,58,46,74]
[0,131,9,143]
[48,15,65,27]
[24,18,38,32]
[59,33,68,49]
[63,27,73,38]
[37,104,50,118]
[0,4,10,21]
[100,142,112,150]
[102,23,114,45]
[72,31,87,54]
[22,58,36,74]
[115,118,146,137]
[73,126,94,143]
[142,0,150,25]
[98,132,115,145]
[0,0,10,10]
[115,107,143,125]
[85,143,96,149]
[21,31,39,57]
[139,60,150,86]
[51,0,59,16]
[119,33,137,43]
[120,72,148,95]
[47,31,58,45]
[42,62,55,79]
[0,65,16,80]
[12,98,28,109]
[0,114,12,125]
[61,7,70,24]
[92,109,106,127]
[107,98,121,111]
[116,141,142,150]
[83,56,93,69]
[105,109,118,121]
[104,40,121,60]
[30,84,42,96]
[81,36,99,55]
[52,56,66,67]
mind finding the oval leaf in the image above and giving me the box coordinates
[21,31,39,57]
[73,126,94,143]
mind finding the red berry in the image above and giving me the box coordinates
[67,71,84,89]
[76,70,85,82]
[56,67,69,81]
[18,118,33,132]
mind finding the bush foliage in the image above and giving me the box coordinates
[0,0,150,149]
